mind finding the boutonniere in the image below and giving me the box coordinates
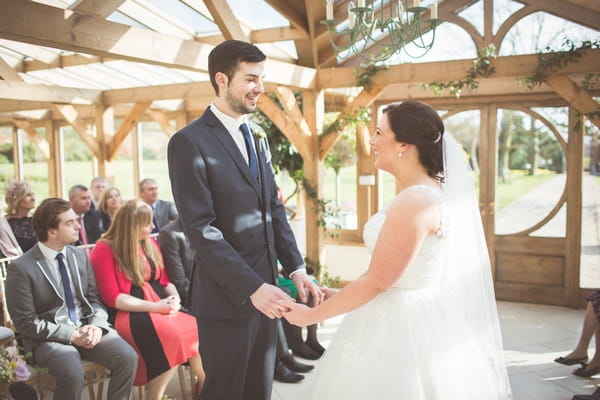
[252,126,267,153]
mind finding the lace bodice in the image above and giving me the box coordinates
[362,185,447,289]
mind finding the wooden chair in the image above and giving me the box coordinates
[0,256,111,400]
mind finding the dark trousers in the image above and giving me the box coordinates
[198,311,277,400]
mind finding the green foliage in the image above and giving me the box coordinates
[62,127,93,162]
[321,107,370,137]
[519,38,600,89]
[0,143,12,164]
[422,44,497,98]
[354,63,388,89]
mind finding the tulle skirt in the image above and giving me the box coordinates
[306,286,512,399]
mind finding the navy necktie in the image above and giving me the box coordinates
[56,253,78,323]
[240,123,259,181]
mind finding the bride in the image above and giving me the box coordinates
[283,100,512,399]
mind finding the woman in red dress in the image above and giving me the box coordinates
[90,199,204,399]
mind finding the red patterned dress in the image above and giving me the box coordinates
[90,239,199,385]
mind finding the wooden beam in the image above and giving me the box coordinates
[264,0,309,33]
[273,85,313,139]
[53,104,101,158]
[11,118,50,159]
[0,81,101,104]
[545,74,600,130]
[317,49,600,89]
[203,0,249,42]
[69,0,126,19]
[107,102,151,161]
[147,109,176,136]
[103,81,214,104]
[0,0,316,88]
[0,56,22,81]
[515,0,600,31]
[319,86,385,159]
[257,95,312,160]
[250,27,308,43]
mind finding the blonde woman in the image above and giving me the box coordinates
[0,180,36,257]
[90,199,204,399]
[97,187,122,230]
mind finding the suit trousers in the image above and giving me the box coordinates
[33,328,138,400]
[198,312,277,400]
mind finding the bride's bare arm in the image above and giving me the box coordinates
[283,190,441,327]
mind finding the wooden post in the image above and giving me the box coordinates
[302,90,325,272]
[47,120,64,198]
[565,106,584,307]
[480,104,498,278]
[94,105,115,182]
[12,124,23,180]
[132,122,142,195]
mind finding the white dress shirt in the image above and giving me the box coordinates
[37,242,82,327]
[210,103,256,165]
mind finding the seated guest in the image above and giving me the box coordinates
[90,199,204,399]
[89,177,108,210]
[158,217,194,305]
[5,198,138,400]
[97,187,122,231]
[139,178,178,234]
[68,185,105,246]
[0,180,36,257]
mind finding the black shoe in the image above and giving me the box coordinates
[281,354,314,373]
[291,342,321,360]
[555,355,588,366]
[274,361,304,383]
[573,387,600,400]
[306,338,326,356]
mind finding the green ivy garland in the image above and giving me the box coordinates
[420,44,497,98]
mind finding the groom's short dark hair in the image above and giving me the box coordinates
[208,40,266,96]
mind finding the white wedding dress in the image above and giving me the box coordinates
[305,185,512,399]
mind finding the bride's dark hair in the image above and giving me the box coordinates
[383,100,445,182]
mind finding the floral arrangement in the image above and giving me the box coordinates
[0,344,31,390]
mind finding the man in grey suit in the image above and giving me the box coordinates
[158,217,194,305]
[168,40,323,400]
[139,178,178,234]
[5,198,138,400]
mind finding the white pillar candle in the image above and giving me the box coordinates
[413,0,420,8]
[431,2,438,19]
[358,0,365,7]
[327,0,334,20]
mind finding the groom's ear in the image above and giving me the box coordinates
[215,72,228,90]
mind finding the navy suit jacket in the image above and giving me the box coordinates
[167,108,304,319]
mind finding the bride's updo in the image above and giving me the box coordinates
[383,101,445,182]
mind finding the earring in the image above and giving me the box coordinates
[397,152,403,158]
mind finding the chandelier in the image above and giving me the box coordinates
[322,0,441,63]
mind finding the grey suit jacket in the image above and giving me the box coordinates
[158,218,194,304]
[168,108,304,319]
[5,244,110,354]
[153,199,178,230]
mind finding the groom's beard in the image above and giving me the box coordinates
[225,88,257,115]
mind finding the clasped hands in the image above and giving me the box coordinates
[250,270,325,320]
[156,295,181,314]
[70,324,102,349]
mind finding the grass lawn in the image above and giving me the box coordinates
[495,170,559,209]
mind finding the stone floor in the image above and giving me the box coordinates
[144,301,597,400]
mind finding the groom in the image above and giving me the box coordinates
[168,40,323,400]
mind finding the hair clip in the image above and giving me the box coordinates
[433,132,442,144]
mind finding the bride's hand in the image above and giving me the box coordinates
[282,301,314,327]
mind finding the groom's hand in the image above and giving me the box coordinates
[291,271,325,306]
[250,283,293,319]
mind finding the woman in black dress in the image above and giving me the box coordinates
[0,180,36,257]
